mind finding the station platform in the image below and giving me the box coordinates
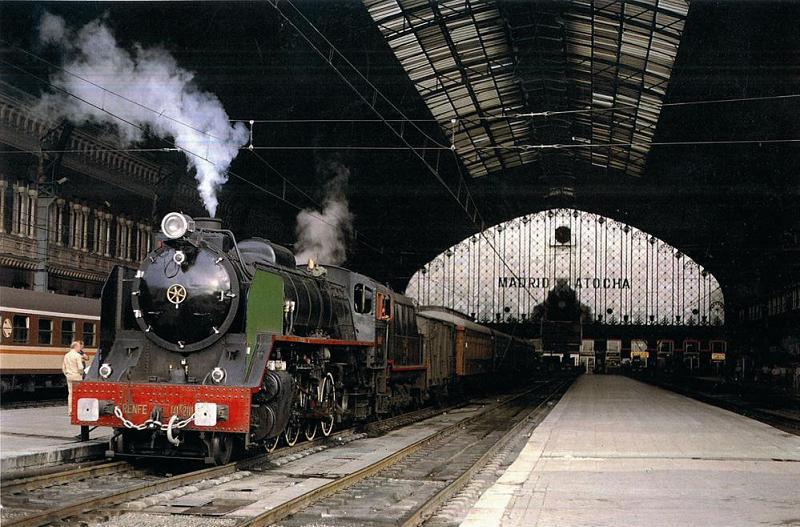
[0,405,111,474]
[462,375,800,527]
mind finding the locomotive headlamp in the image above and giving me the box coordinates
[210,367,226,384]
[99,363,113,379]
[161,212,195,239]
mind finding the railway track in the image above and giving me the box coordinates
[0,391,484,527]
[238,377,572,527]
[1,398,65,410]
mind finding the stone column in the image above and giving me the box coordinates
[103,213,112,257]
[67,203,73,247]
[0,179,7,233]
[95,211,102,254]
[22,186,30,237]
[115,216,123,259]
[69,203,76,249]
[94,213,101,254]
[134,223,141,260]
[10,184,18,234]
[138,224,152,259]
[33,193,54,293]
[81,205,90,251]
[92,212,98,253]
[14,185,22,236]
[48,201,57,243]
[12,184,25,235]
[125,219,134,260]
[114,218,119,258]
[15,184,28,236]
[55,199,65,246]
[27,188,37,238]
[137,223,147,260]
[75,205,83,250]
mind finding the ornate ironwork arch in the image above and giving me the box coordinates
[406,208,724,326]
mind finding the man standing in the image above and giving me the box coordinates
[62,341,87,416]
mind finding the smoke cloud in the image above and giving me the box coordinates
[294,161,353,266]
[35,13,248,216]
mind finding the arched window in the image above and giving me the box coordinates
[405,208,724,326]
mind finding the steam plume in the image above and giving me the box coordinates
[35,13,247,216]
[294,161,353,265]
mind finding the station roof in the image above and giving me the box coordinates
[1,1,798,310]
[365,0,688,179]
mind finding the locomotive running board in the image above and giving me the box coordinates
[272,335,376,347]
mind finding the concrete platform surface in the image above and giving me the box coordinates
[462,375,800,527]
[0,404,111,473]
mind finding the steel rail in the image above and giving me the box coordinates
[235,379,569,527]
[2,397,475,527]
[1,461,131,494]
[3,461,241,527]
[365,401,469,437]
[400,379,571,527]
[5,428,383,526]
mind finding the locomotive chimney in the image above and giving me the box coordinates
[194,217,223,230]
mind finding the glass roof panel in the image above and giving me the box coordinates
[366,0,688,179]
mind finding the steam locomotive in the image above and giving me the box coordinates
[72,213,537,464]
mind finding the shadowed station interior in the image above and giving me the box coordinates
[0,2,798,527]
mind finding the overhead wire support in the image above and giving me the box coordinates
[266,0,549,304]
[265,0,483,230]
[0,58,392,258]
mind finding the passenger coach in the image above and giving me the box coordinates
[0,287,99,394]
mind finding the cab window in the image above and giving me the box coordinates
[354,283,373,314]
[377,293,392,320]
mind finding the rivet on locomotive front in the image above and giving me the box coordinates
[71,213,538,464]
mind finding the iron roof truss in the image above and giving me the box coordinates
[366,0,689,179]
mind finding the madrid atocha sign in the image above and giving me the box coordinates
[498,277,632,289]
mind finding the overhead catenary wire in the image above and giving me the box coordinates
[270,0,547,305]
[7,40,798,154]
[13,34,793,143]
[0,58,388,257]
[5,134,800,158]
[460,92,800,121]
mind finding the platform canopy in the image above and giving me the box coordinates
[365,0,689,179]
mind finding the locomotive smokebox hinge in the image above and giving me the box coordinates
[100,400,116,416]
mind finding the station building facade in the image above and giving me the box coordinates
[0,81,197,297]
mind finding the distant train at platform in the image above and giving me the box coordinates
[579,337,728,374]
[0,287,99,394]
[71,213,538,464]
